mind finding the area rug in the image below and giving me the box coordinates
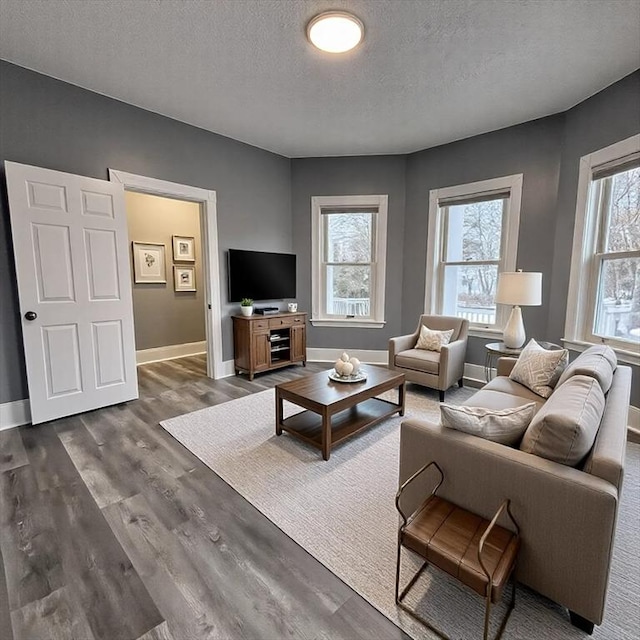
[161,385,640,639]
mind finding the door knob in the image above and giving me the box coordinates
[24,311,37,321]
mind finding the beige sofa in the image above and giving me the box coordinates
[398,346,632,633]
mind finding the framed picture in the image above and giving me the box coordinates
[132,242,166,283]
[172,235,195,262]
[174,265,196,292]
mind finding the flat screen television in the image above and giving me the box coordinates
[228,249,296,302]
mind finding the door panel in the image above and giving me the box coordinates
[291,325,305,362]
[33,224,76,302]
[81,190,114,218]
[27,180,68,211]
[252,333,270,371]
[42,324,83,397]
[6,161,138,424]
[84,229,120,300]
[92,321,126,387]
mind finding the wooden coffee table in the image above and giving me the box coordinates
[275,367,405,460]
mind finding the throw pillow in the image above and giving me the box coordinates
[555,345,617,393]
[509,339,569,398]
[416,326,454,352]
[440,402,537,446]
[520,374,605,466]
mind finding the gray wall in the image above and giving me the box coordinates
[548,71,640,406]
[291,155,406,350]
[403,115,564,364]
[0,61,292,403]
[1,60,638,407]
[125,192,205,351]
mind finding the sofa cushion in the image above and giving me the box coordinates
[415,325,454,352]
[463,388,545,413]
[520,375,605,466]
[395,348,440,374]
[441,402,536,446]
[509,339,569,398]
[483,376,546,404]
[556,345,617,393]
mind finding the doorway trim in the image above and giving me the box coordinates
[109,169,224,380]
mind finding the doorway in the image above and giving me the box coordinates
[125,191,207,368]
[109,169,223,380]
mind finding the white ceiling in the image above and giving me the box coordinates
[1,0,639,158]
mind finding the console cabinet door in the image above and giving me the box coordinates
[252,332,270,371]
[291,325,306,362]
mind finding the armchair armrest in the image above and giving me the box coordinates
[440,338,468,388]
[388,332,419,366]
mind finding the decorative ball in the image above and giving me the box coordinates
[335,359,346,375]
[340,352,350,362]
[341,361,354,376]
[349,357,360,374]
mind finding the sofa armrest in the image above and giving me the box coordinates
[583,365,631,489]
[388,332,418,366]
[439,338,467,387]
[399,419,618,624]
[497,357,518,377]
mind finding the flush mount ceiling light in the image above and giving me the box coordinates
[306,11,364,53]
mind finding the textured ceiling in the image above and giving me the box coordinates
[1,0,639,158]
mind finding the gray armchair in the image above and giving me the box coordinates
[389,314,469,401]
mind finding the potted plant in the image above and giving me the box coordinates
[240,297,254,316]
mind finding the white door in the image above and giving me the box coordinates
[5,161,138,424]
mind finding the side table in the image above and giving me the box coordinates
[484,342,522,381]
[484,341,562,381]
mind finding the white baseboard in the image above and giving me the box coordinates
[4,353,638,434]
[306,347,388,365]
[629,406,640,430]
[136,341,207,365]
[220,359,236,378]
[0,399,31,431]
[464,363,489,386]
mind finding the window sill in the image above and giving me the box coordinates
[310,318,386,329]
[468,327,503,340]
[562,339,640,366]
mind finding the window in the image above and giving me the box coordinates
[565,134,640,363]
[311,195,388,328]
[425,174,523,337]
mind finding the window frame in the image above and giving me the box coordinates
[564,134,640,365]
[425,174,523,338]
[311,195,388,328]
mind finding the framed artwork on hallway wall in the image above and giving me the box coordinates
[172,235,195,262]
[174,265,196,292]
[132,242,167,283]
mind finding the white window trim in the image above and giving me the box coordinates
[425,174,523,339]
[311,195,388,329]
[563,134,640,366]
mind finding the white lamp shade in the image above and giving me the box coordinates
[495,272,542,306]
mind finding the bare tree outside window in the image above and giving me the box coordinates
[592,167,640,343]
[324,212,374,316]
[440,198,505,325]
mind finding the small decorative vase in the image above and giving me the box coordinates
[240,306,253,317]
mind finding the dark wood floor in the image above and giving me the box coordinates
[0,356,409,640]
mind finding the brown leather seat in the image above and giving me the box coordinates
[395,462,520,639]
[402,495,519,602]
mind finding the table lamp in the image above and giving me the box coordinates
[495,270,542,348]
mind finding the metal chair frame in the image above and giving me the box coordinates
[395,461,520,640]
